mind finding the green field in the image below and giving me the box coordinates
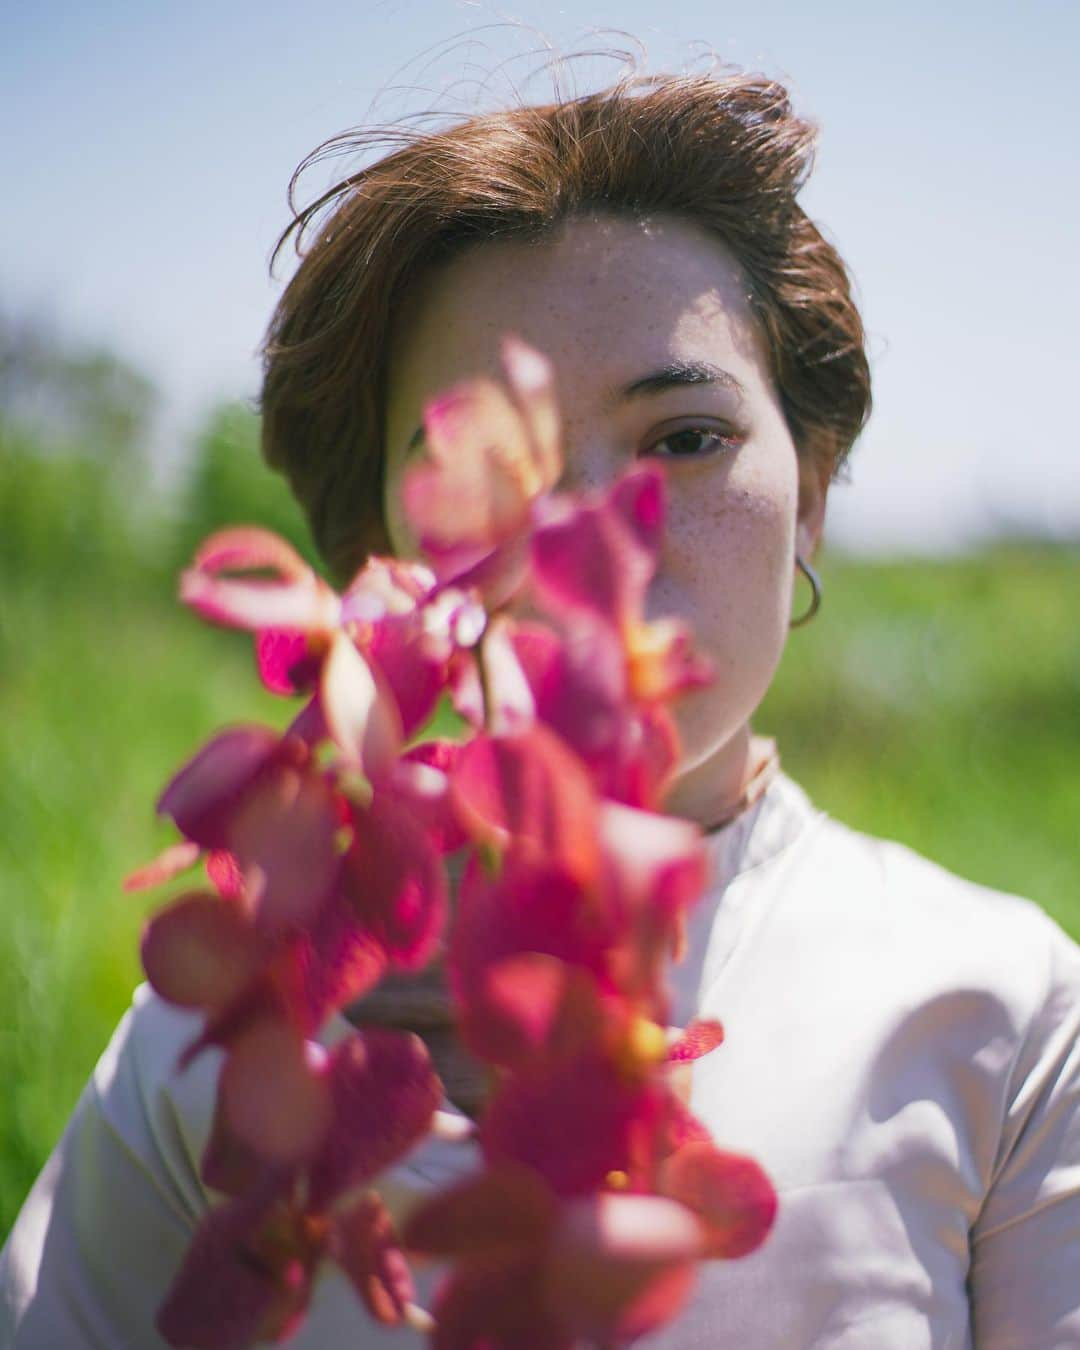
[2,435,1078,1238]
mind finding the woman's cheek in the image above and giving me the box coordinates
[662,473,795,645]
[655,482,795,746]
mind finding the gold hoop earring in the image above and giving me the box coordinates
[791,554,822,628]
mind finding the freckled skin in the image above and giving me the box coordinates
[383,214,828,826]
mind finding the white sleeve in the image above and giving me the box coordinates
[0,986,446,1349]
[0,987,220,1347]
[968,913,1080,1348]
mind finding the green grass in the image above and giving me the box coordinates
[2,542,1078,1237]
[0,569,290,1232]
[759,544,1080,930]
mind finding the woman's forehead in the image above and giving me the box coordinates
[386,213,769,407]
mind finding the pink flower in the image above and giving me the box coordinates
[403,338,562,552]
[338,791,448,972]
[451,723,603,885]
[141,337,779,1347]
[405,1111,776,1348]
[180,526,482,744]
[154,726,343,932]
[179,529,341,636]
[139,888,382,1078]
[158,1030,440,1349]
[402,338,563,607]
[141,780,449,1070]
[447,790,707,1032]
[424,1043,773,1343]
[530,465,712,709]
[506,618,683,810]
[340,558,482,737]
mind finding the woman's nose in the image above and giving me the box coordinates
[554,436,620,497]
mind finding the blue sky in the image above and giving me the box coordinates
[4,0,1078,552]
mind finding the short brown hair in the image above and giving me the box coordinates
[261,71,871,583]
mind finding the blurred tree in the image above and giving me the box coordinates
[0,310,156,473]
[0,311,157,590]
[0,429,138,590]
[172,400,319,572]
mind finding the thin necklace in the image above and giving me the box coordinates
[703,736,780,834]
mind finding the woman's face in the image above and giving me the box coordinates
[384,213,827,821]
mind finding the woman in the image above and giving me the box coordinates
[3,70,1078,1348]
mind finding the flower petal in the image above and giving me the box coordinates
[480,615,536,735]
[432,534,531,610]
[449,854,613,1004]
[141,892,265,1011]
[341,556,436,623]
[365,627,447,740]
[158,725,282,849]
[501,335,562,491]
[597,804,707,1000]
[545,1192,699,1341]
[177,964,291,1070]
[403,1164,555,1264]
[307,1029,441,1211]
[529,500,625,628]
[482,1055,661,1198]
[180,568,340,635]
[456,952,607,1071]
[510,621,624,764]
[289,887,389,1032]
[509,623,684,811]
[180,528,340,634]
[625,616,713,704]
[598,704,681,811]
[341,564,453,738]
[206,849,245,900]
[344,794,448,970]
[320,632,403,782]
[189,528,310,581]
[404,378,542,551]
[660,1141,778,1259]
[123,840,202,892]
[600,801,707,926]
[452,726,600,884]
[529,481,655,631]
[388,741,468,855]
[608,463,665,562]
[663,1093,714,1152]
[256,628,324,696]
[200,1091,269,1197]
[667,1019,725,1063]
[225,758,341,932]
[284,694,329,748]
[156,1184,312,1350]
[220,1021,333,1166]
[333,1193,415,1326]
[431,1264,571,1350]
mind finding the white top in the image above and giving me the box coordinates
[3,775,1078,1348]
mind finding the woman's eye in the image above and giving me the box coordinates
[644,426,738,459]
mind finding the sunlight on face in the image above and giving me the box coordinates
[384,214,826,819]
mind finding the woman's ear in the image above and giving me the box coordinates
[795,455,829,560]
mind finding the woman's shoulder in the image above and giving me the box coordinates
[0,990,217,1346]
[685,776,1080,1349]
[755,773,1080,1022]
[0,989,426,1348]
[826,798,1073,949]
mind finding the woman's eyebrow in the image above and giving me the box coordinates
[608,360,746,406]
[405,360,745,450]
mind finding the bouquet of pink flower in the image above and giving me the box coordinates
[127,338,777,1348]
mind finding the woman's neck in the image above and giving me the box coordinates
[664,723,777,832]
